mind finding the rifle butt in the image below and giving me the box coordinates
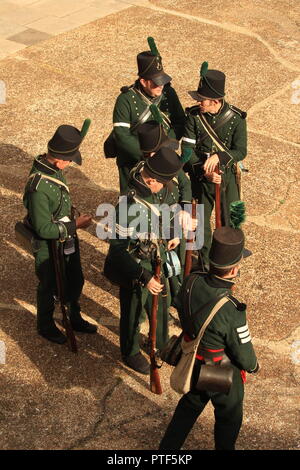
[150,367,162,395]
[63,317,78,354]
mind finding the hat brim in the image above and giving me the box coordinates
[151,72,172,86]
[144,164,181,184]
[188,90,225,101]
[48,148,82,166]
[242,248,252,259]
[209,247,252,269]
[144,169,175,184]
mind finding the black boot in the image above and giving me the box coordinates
[38,325,67,344]
[70,318,97,334]
[123,352,150,375]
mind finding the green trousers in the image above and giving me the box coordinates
[34,239,84,332]
[190,167,239,266]
[159,365,244,450]
[119,280,171,358]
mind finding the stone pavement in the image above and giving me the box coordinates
[0,0,149,60]
[0,0,299,452]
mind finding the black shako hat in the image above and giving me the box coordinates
[209,227,252,269]
[137,121,179,153]
[144,147,183,183]
[188,61,226,101]
[137,37,171,86]
[48,125,84,165]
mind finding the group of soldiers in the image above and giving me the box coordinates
[22,37,259,450]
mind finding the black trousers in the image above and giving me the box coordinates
[35,239,84,331]
[159,367,244,450]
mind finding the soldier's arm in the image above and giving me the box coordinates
[181,112,199,172]
[177,170,192,205]
[113,93,142,163]
[27,191,76,241]
[225,307,259,373]
[165,85,186,140]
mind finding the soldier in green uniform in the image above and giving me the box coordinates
[23,124,97,344]
[159,226,259,450]
[137,120,193,300]
[104,147,188,374]
[182,62,247,268]
[112,37,185,193]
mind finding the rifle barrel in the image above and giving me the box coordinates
[215,166,222,229]
[51,240,78,353]
[184,199,197,278]
[149,256,162,395]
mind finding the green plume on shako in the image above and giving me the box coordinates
[147,37,159,56]
[229,201,246,229]
[80,118,91,138]
[200,61,209,78]
[150,104,163,124]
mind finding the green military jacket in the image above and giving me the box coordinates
[113,81,185,167]
[182,101,247,179]
[23,155,76,241]
[175,272,258,373]
[107,165,189,287]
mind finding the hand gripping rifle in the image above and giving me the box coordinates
[183,198,197,277]
[51,240,78,353]
[149,250,163,395]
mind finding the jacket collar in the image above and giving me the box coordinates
[128,163,152,198]
[33,154,58,175]
[205,272,235,289]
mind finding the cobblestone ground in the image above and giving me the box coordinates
[0,0,299,451]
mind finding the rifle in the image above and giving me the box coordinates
[149,252,163,395]
[183,198,197,277]
[51,240,78,353]
[215,165,222,229]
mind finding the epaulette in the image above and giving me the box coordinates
[28,173,42,193]
[185,105,199,116]
[120,84,134,93]
[227,294,247,311]
[229,104,247,119]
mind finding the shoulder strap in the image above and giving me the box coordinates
[198,113,234,164]
[186,105,199,116]
[213,108,235,132]
[227,294,247,311]
[229,104,247,119]
[196,107,234,143]
[132,87,171,131]
[196,296,229,343]
[27,173,70,193]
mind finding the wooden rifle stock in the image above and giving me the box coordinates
[51,240,78,353]
[215,165,222,229]
[149,255,162,395]
[183,199,197,278]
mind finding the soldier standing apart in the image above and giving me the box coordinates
[104,148,187,374]
[23,124,97,344]
[159,227,259,450]
[112,37,185,193]
[182,62,247,269]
